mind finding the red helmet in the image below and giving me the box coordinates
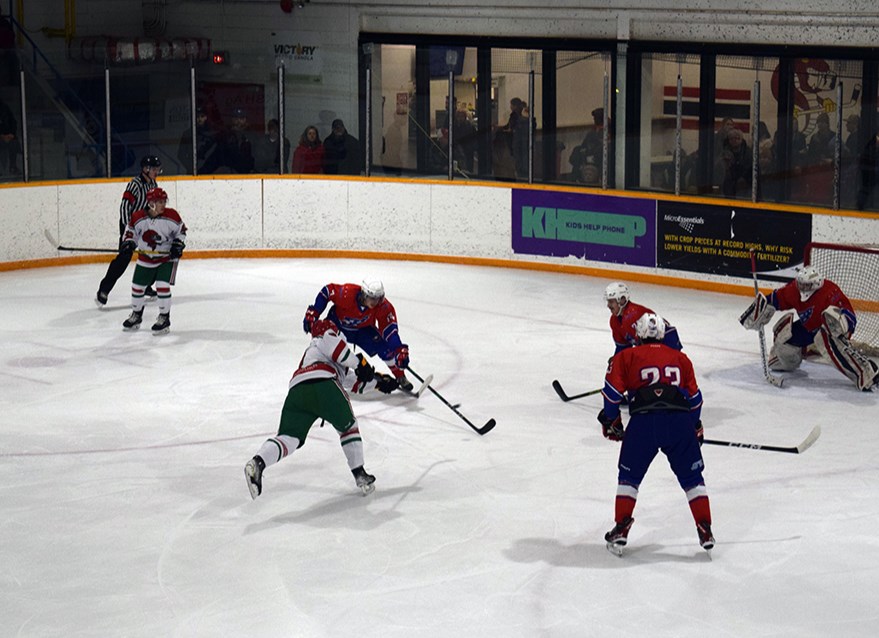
[146,187,168,203]
[311,319,338,338]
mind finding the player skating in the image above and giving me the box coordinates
[599,313,713,556]
[604,282,683,354]
[96,156,162,306]
[244,319,390,500]
[739,266,879,391]
[303,280,414,392]
[120,188,187,335]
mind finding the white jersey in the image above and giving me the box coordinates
[123,207,187,269]
[289,330,359,390]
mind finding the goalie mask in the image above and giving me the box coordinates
[311,319,339,339]
[635,312,666,342]
[796,266,824,302]
[361,280,385,301]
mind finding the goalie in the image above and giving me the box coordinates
[739,266,879,391]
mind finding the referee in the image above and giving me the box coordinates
[95,156,161,306]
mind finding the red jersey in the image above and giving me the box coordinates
[313,283,402,347]
[768,279,855,335]
[610,301,682,353]
[602,342,702,421]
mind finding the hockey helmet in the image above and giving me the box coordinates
[796,266,824,302]
[635,312,666,342]
[361,280,385,301]
[146,187,168,203]
[141,155,162,169]
[604,282,630,304]
[311,319,339,339]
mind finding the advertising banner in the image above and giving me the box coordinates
[512,189,657,267]
[658,200,812,280]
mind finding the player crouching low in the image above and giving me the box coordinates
[740,266,879,391]
[303,279,414,392]
[120,187,187,335]
[244,319,383,500]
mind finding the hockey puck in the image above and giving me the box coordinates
[451,403,461,409]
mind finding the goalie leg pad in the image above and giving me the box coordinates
[768,314,802,371]
[820,327,879,390]
[822,306,850,339]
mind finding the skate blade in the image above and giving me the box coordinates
[244,464,261,500]
[152,327,170,336]
[358,482,375,496]
[605,541,625,557]
[122,325,141,331]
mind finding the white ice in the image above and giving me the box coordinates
[1,258,877,637]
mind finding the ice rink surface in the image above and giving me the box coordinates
[2,258,877,637]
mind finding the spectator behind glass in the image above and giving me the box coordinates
[253,118,291,174]
[720,127,751,198]
[217,107,255,174]
[292,125,325,174]
[808,112,836,165]
[856,132,879,210]
[323,119,362,175]
[177,107,221,175]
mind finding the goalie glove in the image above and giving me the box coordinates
[394,345,410,369]
[598,409,624,442]
[303,306,319,334]
[354,354,375,383]
[739,292,775,330]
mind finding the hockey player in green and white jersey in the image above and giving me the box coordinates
[244,319,398,500]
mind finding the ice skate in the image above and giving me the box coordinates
[122,309,143,331]
[604,516,634,557]
[396,374,414,393]
[352,465,376,495]
[697,522,715,551]
[95,289,108,308]
[244,455,265,500]
[151,313,170,335]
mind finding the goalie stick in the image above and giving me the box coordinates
[408,367,496,436]
[703,425,820,454]
[750,249,785,388]
[552,380,602,402]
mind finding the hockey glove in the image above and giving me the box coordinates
[354,354,375,383]
[303,306,319,334]
[169,238,185,259]
[695,420,704,446]
[739,293,775,330]
[598,409,624,442]
[120,239,137,254]
[822,306,850,338]
[374,373,398,394]
[394,345,410,369]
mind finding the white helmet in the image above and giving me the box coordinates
[635,312,666,342]
[361,279,385,300]
[796,266,824,302]
[604,282,629,304]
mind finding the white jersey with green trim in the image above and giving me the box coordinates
[289,331,359,390]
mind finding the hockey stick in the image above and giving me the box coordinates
[44,229,167,255]
[552,380,602,402]
[750,249,785,388]
[703,425,820,454]
[408,367,496,436]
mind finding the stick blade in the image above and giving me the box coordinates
[796,425,821,454]
[551,380,571,401]
[476,419,496,436]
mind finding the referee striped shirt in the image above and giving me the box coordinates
[118,173,158,232]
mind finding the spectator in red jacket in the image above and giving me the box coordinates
[292,125,325,174]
